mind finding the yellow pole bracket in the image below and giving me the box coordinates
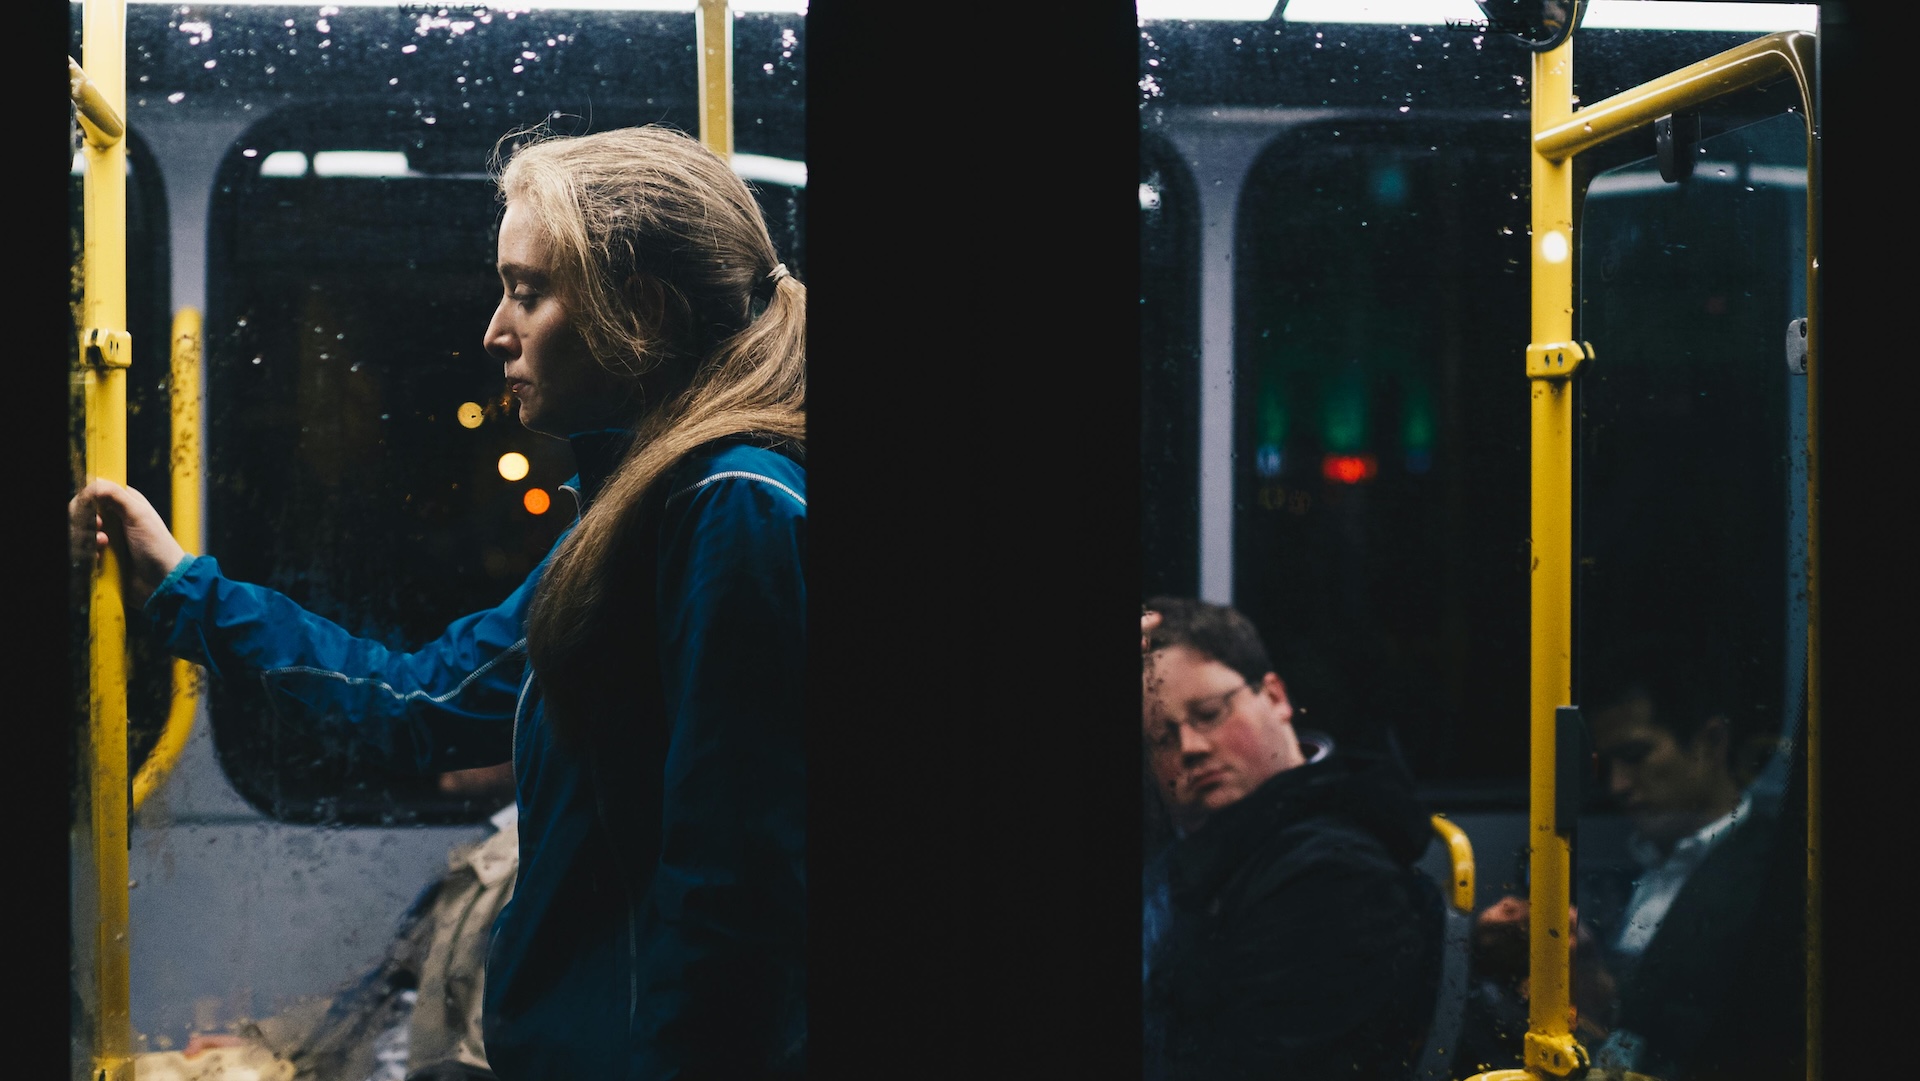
[1524,1030,1591,1077]
[82,327,134,370]
[1524,341,1594,381]
[69,55,126,148]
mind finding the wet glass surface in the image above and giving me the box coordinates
[1571,110,1810,1078]
[1137,14,1815,1078]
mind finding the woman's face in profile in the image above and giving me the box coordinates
[485,202,631,437]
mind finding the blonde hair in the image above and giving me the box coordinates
[499,125,805,732]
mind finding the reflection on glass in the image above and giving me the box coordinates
[1570,111,1809,1080]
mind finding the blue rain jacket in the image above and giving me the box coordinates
[143,433,807,1079]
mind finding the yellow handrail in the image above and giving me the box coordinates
[131,309,205,812]
[1430,815,1475,915]
[696,0,733,159]
[78,2,134,1078]
[1532,31,1813,164]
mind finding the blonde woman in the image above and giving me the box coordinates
[77,125,806,1078]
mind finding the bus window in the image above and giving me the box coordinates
[1139,15,1800,798]
[1232,122,1532,782]
[1572,106,1810,1077]
[205,110,553,824]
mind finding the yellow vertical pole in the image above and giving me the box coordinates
[81,0,133,1076]
[696,0,733,159]
[1522,33,1585,1080]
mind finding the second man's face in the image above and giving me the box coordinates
[1592,694,1735,846]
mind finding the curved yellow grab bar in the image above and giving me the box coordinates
[1430,815,1475,915]
[1532,31,1812,164]
[131,309,204,811]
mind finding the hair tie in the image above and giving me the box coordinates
[752,263,791,306]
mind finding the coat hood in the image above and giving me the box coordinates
[1169,748,1432,902]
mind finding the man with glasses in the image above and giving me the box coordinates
[1141,597,1440,1081]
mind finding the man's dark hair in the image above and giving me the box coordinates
[1145,596,1276,689]
[1584,635,1751,759]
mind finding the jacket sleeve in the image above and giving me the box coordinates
[141,552,535,773]
[632,467,807,1075]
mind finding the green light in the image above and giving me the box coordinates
[1322,366,1368,454]
[1402,377,1434,452]
[1259,369,1288,448]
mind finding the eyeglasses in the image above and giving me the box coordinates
[1145,683,1252,754]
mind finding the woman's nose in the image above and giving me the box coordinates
[483,300,513,360]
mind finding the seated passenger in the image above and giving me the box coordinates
[134,766,519,1081]
[1584,642,1805,1079]
[1140,598,1441,1081]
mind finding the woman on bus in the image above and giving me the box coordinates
[75,124,807,1079]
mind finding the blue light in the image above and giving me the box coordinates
[1256,444,1285,478]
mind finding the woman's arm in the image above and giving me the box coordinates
[74,479,526,773]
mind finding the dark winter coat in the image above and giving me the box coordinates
[1143,750,1441,1081]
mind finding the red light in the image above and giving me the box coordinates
[1321,453,1378,484]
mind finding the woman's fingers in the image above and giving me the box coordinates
[71,478,187,606]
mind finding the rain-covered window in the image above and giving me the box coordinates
[76,4,806,825]
[1139,5,1812,1077]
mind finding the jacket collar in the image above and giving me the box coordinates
[560,428,637,516]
